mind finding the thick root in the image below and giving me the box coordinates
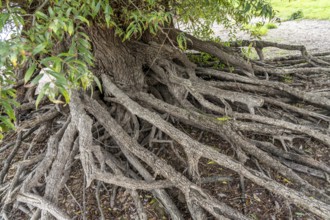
[1,39,330,219]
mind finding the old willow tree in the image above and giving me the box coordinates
[1,0,330,219]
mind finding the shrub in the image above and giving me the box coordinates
[266,23,278,29]
[245,24,269,37]
[288,10,304,20]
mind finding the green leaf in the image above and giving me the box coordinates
[58,87,70,103]
[78,38,91,49]
[1,100,14,118]
[48,7,55,17]
[48,70,67,86]
[75,16,89,25]
[5,89,17,99]
[124,22,136,40]
[295,212,305,217]
[32,43,47,55]
[35,11,48,20]
[12,14,24,27]
[48,96,64,104]
[176,33,187,50]
[36,82,50,108]
[0,13,10,31]
[216,116,231,122]
[9,54,18,67]
[49,19,60,34]
[0,116,15,130]
[24,64,37,83]
[68,21,74,36]
[40,56,62,65]
[93,75,102,93]
[53,60,62,73]
[92,1,101,17]
[30,73,44,85]
[244,3,251,13]
[66,7,72,17]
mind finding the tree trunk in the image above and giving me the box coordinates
[89,27,146,91]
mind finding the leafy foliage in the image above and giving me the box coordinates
[244,23,269,37]
[175,0,274,39]
[266,22,278,29]
[0,68,18,139]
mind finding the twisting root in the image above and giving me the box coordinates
[1,37,330,219]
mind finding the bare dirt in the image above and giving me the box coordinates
[263,20,330,53]
[213,19,330,58]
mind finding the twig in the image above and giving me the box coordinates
[0,132,23,184]
[110,186,118,208]
[0,127,37,154]
[95,181,105,220]
[130,190,147,220]
[65,184,83,212]
[82,174,87,220]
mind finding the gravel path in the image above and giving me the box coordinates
[264,20,330,53]
[213,20,330,58]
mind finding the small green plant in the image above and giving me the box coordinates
[282,74,293,83]
[0,68,19,140]
[187,52,218,65]
[187,52,231,70]
[244,24,269,37]
[217,116,232,123]
[241,45,258,60]
[288,10,304,20]
[295,212,305,217]
[266,23,278,29]
[248,213,259,220]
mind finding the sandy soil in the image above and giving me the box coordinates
[213,19,330,58]
[264,20,330,52]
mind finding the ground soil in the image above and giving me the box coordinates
[213,19,330,59]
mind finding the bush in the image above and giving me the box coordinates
[288,10,304,20]
[245,24,269,37]
[266,23,278,29]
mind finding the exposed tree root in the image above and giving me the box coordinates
[1,35,330,219]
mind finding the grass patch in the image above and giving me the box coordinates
[244,24,269,37]
[265,22,278,29]
[271,0,330,20]
[244,22,278,37]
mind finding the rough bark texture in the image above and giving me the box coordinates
[1,27,330,220]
